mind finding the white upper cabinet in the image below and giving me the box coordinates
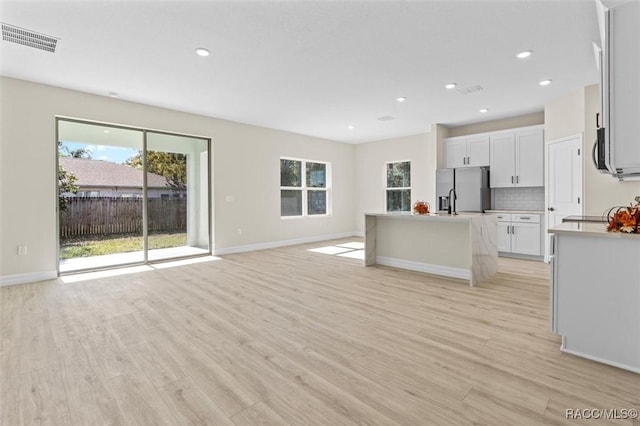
[444,139,468,168]
[489,133,516,187]
[490,126,543,188]
[467,136,491,167]
[515,128,544,187]
[444,136,489,168]
[597,0,640,179]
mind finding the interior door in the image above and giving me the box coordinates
[546,135,583,260]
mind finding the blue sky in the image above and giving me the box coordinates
[59,141,139,164]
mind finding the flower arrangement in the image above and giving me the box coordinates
[413,201,430,215]
[606,196,640,233]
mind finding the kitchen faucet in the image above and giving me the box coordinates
[448,188,457,215]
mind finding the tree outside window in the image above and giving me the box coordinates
[281,158,329,217]
[386,161,411,212]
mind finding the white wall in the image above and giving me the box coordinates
[582,84,640,215]
[544,85,640,217]
[0,77,356,281]
[354,133,435,233]
[447,112,544,138]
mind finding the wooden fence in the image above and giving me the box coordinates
[60,197,186,238]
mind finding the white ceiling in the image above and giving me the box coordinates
[0,0,600,143]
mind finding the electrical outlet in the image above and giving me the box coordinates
[237,228,242,235]
[226,195,235,202]
[17,245,27,256]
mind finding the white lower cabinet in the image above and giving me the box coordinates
[493,213,542,256]
[551,228,640,372]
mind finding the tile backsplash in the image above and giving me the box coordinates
[492,187,545,211]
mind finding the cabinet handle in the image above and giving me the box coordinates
[467,156,470,164]
[520,216,530,220]
[511,176,514,184]
[516,176,520,184]
[507,225,510,234]
[511,225,515,234]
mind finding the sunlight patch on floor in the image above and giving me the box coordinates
[307,242,364,260]
[60,255,220,283]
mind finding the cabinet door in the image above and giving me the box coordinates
[515,128,543,187]
[609,1,640,175]
[511,222,541,256]
[489,133,516,187]
[467,136,490,167]
[444,139,467,168]
[497,222,512,252]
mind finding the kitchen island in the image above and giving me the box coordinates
[364,213,498,286]
[549,222,640,373]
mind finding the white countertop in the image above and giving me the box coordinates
[365,212,486,223]
[549,222,640,239]
[485,209,544,214]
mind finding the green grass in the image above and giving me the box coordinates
[60,232,187,260]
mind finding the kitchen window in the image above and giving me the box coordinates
[385,161,411,212]
[280,158,330,217]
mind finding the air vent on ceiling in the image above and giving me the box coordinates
[377,115,395,121]
[457,85,484,95]
[1,23,58,53]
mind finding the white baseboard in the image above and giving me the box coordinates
[376,256,470,281]
[560,341,640,374]
[214,231,360,255]
[0,270,58,287]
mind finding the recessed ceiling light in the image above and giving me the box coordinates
[108,91,118,98]
[516,50,532,59]
[103,130,110,134]
[445,83,456,89]
[195,47,210,57]
[396,97,407,102]
[539,79,552,86]
[348,125,354,130]
[479,108,489,113]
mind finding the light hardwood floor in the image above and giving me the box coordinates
[1,238,639,425]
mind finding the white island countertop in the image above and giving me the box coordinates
[549,222,640,239]
[485,209,544,214]
[365,212,485,222]
[364,212,497,286]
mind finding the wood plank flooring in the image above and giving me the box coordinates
[2,237,640,425]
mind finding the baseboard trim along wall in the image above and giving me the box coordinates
[213,231,360,256]
[0,270,58,287]
[376,256,470,281]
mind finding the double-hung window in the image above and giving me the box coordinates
[385,161,411,212]
[280,158,329,217]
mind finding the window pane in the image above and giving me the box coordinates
[386,161,411,188]
[281,190,302,216]
[306,162,326,188]
[308,190,327,215]
[281,159,302,187]
[386,189,411,212]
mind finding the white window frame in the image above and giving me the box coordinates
[280,157,331,218]
[384,160,411,212]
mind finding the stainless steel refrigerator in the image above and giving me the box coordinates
[435,167,490,213]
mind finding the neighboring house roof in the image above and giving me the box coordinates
[59,157,174,189]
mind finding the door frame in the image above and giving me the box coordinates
[55,116,213,275]
[545,133,584,261]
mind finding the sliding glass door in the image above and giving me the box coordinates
[146,132,210,261]
[57,118,210,273]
